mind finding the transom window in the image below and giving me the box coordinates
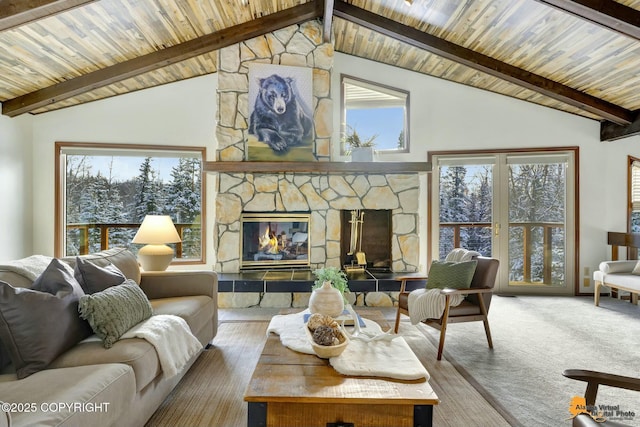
[55,142,205,265]
[341,74,409,154]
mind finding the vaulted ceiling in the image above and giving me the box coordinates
[1,0,640,141]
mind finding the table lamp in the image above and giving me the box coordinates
[132,215,181,271]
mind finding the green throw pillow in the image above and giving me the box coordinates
[78,280,153,349]
[427,260,477,290]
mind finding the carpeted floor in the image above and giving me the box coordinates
[411,295,640,427]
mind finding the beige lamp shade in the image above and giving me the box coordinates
[132,215,181,271]
[132,215,181,244]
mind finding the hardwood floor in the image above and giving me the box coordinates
[146,308,512,427]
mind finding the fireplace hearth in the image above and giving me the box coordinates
[240,212,311,270]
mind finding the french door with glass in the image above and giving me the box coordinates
[431,150,576,295]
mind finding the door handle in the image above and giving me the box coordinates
[494,223,500,236]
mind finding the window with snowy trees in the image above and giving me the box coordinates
[629,156,640,235]
[56,143,204,264]
[434,150,575,291]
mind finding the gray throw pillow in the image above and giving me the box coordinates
[0,339,10,371]
[427,260,478,290]
[74,257,126,294]
[78,280,153,349]
[0,259,92,379]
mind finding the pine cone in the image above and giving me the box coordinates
[312,325,338,346]
[307,313,339,331]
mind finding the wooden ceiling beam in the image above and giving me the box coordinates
[323,0,335,43]
[533,0,640,41]
[2,1,323,117]
[333,0,634,125]
[0,0,96,32]
[601,112,640,141]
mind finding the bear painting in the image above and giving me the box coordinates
[249,74,313,152]
[247,65,314,160]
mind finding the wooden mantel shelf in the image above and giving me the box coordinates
[203,161,431,173]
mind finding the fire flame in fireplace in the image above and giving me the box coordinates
[258,226,279,254]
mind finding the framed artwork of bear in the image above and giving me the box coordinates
[247,63,315,161]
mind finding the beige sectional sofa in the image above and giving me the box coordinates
[0,248,218,427]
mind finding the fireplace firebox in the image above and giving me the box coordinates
[240,212,311,270]
[340,209,392,271]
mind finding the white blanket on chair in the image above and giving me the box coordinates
[122,314,202,378]
[407,248,478,324]
[267,310,429,381]
[407,288,464,325]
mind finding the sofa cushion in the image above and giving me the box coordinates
[74,257,126,294]
[0,259,92,378]
[150,295,214,345]
[0,363,135,427]
[79,280,153,349]
[49,336,161,392]
[597,273,640,292]
[598,260,637,274]
[427,260,478,290]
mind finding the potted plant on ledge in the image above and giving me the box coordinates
[342,125,377,162]
[310,267,350,317]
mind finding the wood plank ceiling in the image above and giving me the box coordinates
[1,0,639,141]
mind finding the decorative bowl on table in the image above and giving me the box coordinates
[305,319,349,359]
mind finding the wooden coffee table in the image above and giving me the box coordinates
[244,310,439,427]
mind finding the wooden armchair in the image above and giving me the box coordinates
[563,369,640,427]
[394,256,500,360]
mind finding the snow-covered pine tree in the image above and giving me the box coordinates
[133,157,163,221]
[166,158,202,258]
[438,165,469,258]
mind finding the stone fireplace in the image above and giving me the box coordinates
[215,172,421,273]
[211,21,426,308]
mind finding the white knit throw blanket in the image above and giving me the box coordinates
[0,255,53,281]
[407,288,464,325]
[267,310,429,381]
[122,314,202,378]
[407,248,480,325]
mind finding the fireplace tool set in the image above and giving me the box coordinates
[344,210,367,272]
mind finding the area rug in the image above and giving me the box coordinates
[410,295,640,427]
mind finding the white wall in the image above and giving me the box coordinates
[5,52,637,292]
[333,52,622,292]
[0,112,33,260]
[30,74,218,268]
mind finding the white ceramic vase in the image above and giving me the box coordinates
[308,281,344,318]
